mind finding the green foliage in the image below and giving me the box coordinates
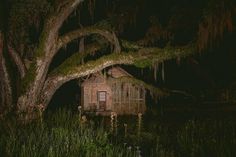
[177,120,236,157]
[116,116,236,157]
[35,30,49,58]
[0,109,236,157]
[121,40,143,51]
[0,109,132,157]
[134,59,152,68]
[133,44,196,69]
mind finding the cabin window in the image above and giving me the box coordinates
[98,91,106,102]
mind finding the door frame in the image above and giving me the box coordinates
[97,91,107,110]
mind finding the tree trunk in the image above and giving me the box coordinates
[16,59,54,121]
[16,93,41,121]
[0,32,13,116]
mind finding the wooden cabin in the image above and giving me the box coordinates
[81,67,146,115]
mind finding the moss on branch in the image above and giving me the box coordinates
[35,30,49,58]
[51,43,196,78]
[121,40,143,50]
[51,43,104,75]
[53,45,195,75]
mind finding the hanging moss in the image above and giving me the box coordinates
[197,0,234,51]
[153,62,158,81]
[88,0,96,23]
[109,76,169,99]
[161,62,165,82]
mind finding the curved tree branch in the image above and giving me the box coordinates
[7,45,26,78]
[18,0,86,109]
[57,26,121,53]
[36,0,85,59]
[40,43,196,107]
[49,42,103,75]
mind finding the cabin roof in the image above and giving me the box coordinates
[107,67,133,78]
[81,67,132,85]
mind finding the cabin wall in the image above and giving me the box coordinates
[111,81,146,114]
[82,82,112,111]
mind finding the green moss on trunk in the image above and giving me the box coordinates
[20,62,36,94]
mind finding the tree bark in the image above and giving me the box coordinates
[8,45,26,78]
[57,26,121,53]
[0,32,13,116]
[16,0,85,119]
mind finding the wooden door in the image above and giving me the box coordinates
[97,91,106,110]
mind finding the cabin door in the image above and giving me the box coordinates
[97,91,106,110]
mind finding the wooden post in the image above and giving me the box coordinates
[128,84,131,113]
[143,88,146,111]
[137,87,140,113]
[144,88,146,98]
[119,83,122,113]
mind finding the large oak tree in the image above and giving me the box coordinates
[0,0,235,120]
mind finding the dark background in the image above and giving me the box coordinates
[3,0,233,109]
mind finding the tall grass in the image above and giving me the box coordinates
[0,109,135,157]
[177,120,236,157]
[0,109,235,157]
[110,115,236,157]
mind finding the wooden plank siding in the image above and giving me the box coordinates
[81,67,146,115]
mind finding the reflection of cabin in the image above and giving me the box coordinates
[81,67,146,115]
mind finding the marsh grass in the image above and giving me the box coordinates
[0,109,134,157]
[0,109,235,157]
[108,115,236,157]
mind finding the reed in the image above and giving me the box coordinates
[124,123,128,138]
[0,108,235,157]
[137,113,142,139]
[0,109,133,157]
